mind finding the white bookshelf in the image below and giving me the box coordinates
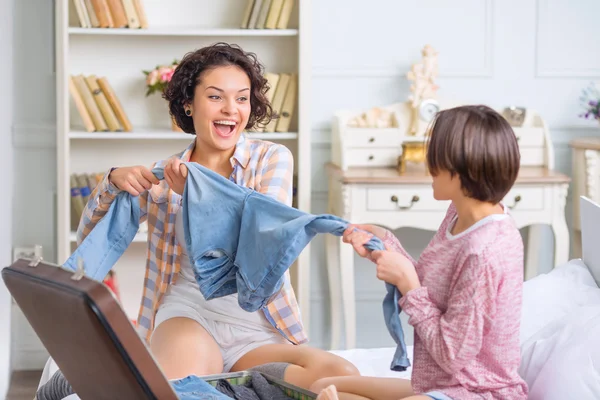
[55,0,312,325]
[68,27,299,36]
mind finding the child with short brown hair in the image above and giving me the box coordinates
[313,105,528,400]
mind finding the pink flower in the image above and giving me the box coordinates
[160,68,175,83]
[146,69,159,86]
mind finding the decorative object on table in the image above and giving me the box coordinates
[579,82,600,124]
[406,44,440,136]
[142,60,182,132]
[397,139,429,175]
[346,107,399,128]
[398,44,440,174]
[502,106,527,127]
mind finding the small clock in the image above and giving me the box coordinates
[418,98,440,122]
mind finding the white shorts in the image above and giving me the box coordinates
[153,271,288,372]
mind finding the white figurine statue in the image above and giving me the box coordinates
[406,45,439,136]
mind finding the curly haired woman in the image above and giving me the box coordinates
[76,42,359,392]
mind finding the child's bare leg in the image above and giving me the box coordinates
[310,376,414,400]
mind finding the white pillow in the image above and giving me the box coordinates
[519,305,600,400]
[519,259,600,344]
[518,259,600,399]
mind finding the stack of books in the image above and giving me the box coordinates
[69,74,133,132]
[70,0,148,29]
[241,0,295,29]
[254,72,297,133]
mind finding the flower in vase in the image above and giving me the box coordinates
[142,59,179,97]
[579,82,600,122]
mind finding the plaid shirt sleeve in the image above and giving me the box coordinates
[256,144,308,344]
[257,144,294,206]
[76,168,149,246]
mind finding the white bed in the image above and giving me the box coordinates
[37,197,600,400]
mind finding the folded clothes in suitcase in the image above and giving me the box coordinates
[2,258,318,400]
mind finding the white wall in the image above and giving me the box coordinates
[10,0,600,368]
[306,0,600,349]
[1,0,15,392]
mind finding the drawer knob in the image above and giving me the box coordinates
[369,137,375,143]
[390,195,420,210]
[368,155,374,161]
[508,195,522,209]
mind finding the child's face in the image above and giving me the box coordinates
[431,170,462,201]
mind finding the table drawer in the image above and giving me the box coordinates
[503,186,544,211]
[513,126,545,147]
[346,148,399,167]
[366,187,447,211]
[343,128,403,147]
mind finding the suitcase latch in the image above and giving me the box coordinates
[28,256,43,267]
[28,245,44,267]
[71,258,85,281]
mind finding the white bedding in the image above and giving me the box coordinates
[37,259,600,400]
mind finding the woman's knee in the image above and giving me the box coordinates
[150,317,223,379]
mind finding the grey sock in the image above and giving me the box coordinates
[248,362,290,380]
[36,370,74,400]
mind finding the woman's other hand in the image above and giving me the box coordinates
[109,165,160,196]
[164,157,189,195]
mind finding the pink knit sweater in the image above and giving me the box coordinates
[384,204,528,399]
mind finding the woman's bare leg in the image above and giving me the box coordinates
[310,376,414,400]
[150,317,223,379]
[231,343,360,389]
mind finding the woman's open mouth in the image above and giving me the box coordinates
[213,120,237,138]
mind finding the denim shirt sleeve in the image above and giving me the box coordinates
[257,145,294,207]
[76,167,150,245]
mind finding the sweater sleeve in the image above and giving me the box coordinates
[383,229,417,265]
[399,253,498,375]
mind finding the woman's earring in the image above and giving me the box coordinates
[185,109,192,116]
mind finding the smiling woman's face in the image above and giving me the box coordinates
[189,65,251,151]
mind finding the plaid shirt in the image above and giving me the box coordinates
[77,135,308,345]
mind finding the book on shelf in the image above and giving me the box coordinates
[251,71,297,133]
[70,0,148,29]
[241,0,294,29]
[69,74,132,133]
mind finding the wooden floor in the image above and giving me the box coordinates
[6,371,42,400]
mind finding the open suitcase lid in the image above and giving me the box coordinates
[2,258,178,400]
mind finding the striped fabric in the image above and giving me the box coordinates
[77,134,308,345]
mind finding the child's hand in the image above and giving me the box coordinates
[342,224,387,258]
[164,157,188,195]
[371,250,421,295]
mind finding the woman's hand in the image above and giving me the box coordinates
[164,157,188,195]
[371,250,421,295]
[342,224,388,258]
[109,165,159,196]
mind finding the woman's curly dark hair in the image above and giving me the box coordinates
[163,42,274,134]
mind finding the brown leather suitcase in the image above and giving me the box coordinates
[2,258,178,400]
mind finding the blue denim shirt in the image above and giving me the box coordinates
[63,161,409,371]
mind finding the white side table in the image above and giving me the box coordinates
[571,137,600,258]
